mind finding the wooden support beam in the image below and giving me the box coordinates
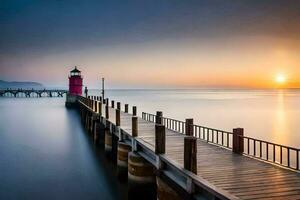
[233,128,244,154]
[184,136,197,174]
[155,124,166,154]
[132,116,138,137]
[132,106,137,116]
[156,111,163,125]
[185,118,194,136]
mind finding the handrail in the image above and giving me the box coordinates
[142,111,299,171]
[240,135,300,171]
[142,112,233,149]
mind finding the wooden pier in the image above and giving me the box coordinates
[0,89,67,98]
[77,95,300,200]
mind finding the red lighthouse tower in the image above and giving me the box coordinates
[68,66,83,95]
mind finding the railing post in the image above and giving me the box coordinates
[117,102,121,110]
[142,112,145,120]
[132,116,138,137]
[94,100,98,112]
[84,87,88,98]
[116,109,120,127]
[106,98,109,107]
[105,99,109,119]
[184,136,197,174]
[156,111,163,125]
[111,100,115,108]
[98,101,102,117]
[91,99,94,110]
[155,124,166,154]
[132,106,137,116]
[185,118,194,136]
[233,128,244,154]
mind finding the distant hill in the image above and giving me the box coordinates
[0,80,44,89]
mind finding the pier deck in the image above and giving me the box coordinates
[78,96,300,200]
[106,106,300,200]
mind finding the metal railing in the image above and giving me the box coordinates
[193,125,233,149]
[240,135,300,171]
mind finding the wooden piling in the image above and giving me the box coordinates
[155,124,166,154]
[117,102,121,110]
[184,136,197,174]
[125,104,128,113]
[185,118,194,136]
[233,128,244,154]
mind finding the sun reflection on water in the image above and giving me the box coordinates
[273,90,289,145]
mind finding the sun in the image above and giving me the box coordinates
[275,74,286,84]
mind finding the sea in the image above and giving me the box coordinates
[0,89,299,199]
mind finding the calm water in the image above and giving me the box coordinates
[0,98,127,200]
[92,89,300,148]
[1,89,299,199]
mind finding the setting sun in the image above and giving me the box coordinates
[276,74,287,84]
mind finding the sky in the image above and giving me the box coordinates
[1,0,300,89]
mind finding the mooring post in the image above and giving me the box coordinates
[132,106,137,116]
[184,136,197,174]
[185,118,194,136]
[117,102,121,110]
[111,100,115,108]
[233,128,244,154]
[155,124,166,155]
[132,116,138,138]
[156,111,163,125]
[125,104,128,113]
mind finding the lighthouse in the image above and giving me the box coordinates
[66,66,83,108]
[69,66,83,95]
